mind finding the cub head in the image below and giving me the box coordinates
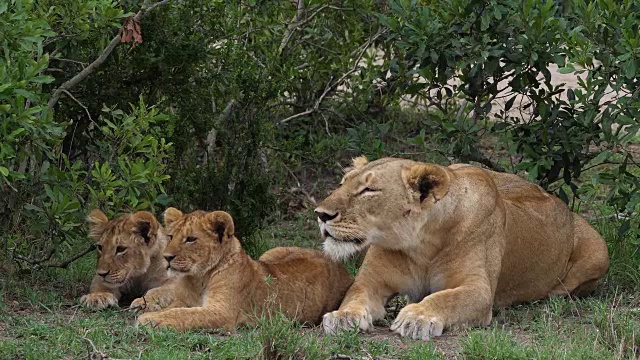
[162,208,236,276]
[87,209,160,287]
[315,156,454,260]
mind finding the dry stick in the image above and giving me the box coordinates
[46,0,171,112]
[13,244,95,269]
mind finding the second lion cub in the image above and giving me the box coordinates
[135,208,353,331]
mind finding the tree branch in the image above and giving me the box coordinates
[46,0,171,112]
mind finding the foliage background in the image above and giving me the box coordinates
[1,0,639,280]
[1,0,640,358]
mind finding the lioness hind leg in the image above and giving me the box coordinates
[551,215,609,297]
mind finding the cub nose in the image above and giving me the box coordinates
[164,255,176,263]
[97,269,110,278]
[315,209,339,223]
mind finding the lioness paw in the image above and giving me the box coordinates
[80,292,118,309]
[390,304,444,340]
[322,309,373,334]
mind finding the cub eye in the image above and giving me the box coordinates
[185,236,197,243]
[116,246,127,254]
[96,245,102,252]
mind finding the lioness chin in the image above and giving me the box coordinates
[79,210,170,309]
[316,156,609,340]
[134,208,353,332]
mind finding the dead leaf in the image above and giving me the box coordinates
[119,16,143,47]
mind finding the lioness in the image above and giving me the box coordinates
[316,156,609,340]
[135,208,353,332]
[80,209,169,309]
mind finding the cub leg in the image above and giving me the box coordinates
[551,215,609,297]
[130,276,202,312]
[322,246,411,334]
[80,276,120,309]
[137,306,239,332]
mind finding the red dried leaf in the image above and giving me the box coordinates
[119,15,143,47]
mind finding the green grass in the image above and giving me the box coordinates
[1,208,639,359]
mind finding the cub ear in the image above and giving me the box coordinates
[87,209,109,241]
[164,207,184,227]
[402,164,452,203]
[205,211,235,244]
[131,211,159,245]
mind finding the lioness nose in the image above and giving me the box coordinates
[164,255,176,263]
[97,269,109,277]
[315,209,339,223]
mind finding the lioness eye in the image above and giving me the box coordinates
[116,246,127,254]
[359,187,377,195]
[96,245,102,252]
[185,236,197,243]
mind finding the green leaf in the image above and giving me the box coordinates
[30,75,55,84]
[0,166,8,177]
[624,60,636,79]
[618,219,631,239]
[558,65,576,74]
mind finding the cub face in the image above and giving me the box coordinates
[162,208,235,277]
[87,209,160,287]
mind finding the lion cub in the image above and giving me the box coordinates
[135,208,353,332]
[80,209,169,309]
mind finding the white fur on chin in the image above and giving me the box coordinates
[322,237,362,261]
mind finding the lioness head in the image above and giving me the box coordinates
[162,208,236,276]
[315,156,454,260]
[87,209,161,287]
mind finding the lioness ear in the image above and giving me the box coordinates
[205,211,235,243]
[164,207,183,227]
[131,211,159,245]
[87,209,109,241]
[403,164,452,203]
[352,156,369,168]
[343,155,369,174]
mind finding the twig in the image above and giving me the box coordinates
[13,244,95,269]
[279,30,384,124]
[62,89,95,124]
[46,0,171,112]
[278,0,306,55]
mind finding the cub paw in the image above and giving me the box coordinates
[80,292,118,309]
[322,308,373,334]
[390,303,444,340]
[129,296,165,313]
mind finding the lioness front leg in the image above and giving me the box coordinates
[390,280,493,340]
[323,247,408,334]
[80,276,120,309]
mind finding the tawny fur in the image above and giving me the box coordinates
[135,208,353,332]
[315,157,609,340]
[80,210,169,309]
